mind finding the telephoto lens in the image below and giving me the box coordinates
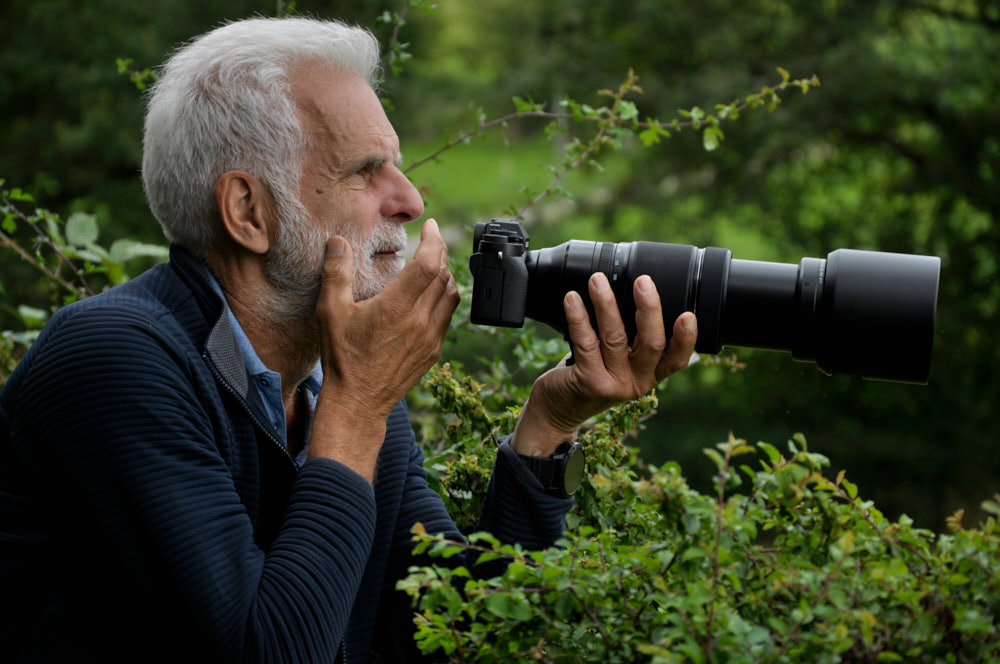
[523,241,940,384]
[468,219,941,384]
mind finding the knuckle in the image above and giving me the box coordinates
[415,255,439,281]
[647,332,667,353]
[575,336,601,355]
[602,329,629,349]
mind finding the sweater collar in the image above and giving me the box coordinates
[167,244,251,400]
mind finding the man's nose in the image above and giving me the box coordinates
[380,167,425,223]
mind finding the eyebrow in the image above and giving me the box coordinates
[338,151,403,177]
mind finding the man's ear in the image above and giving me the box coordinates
[215,170,273,255]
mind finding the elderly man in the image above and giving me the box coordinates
[0,17,697,663]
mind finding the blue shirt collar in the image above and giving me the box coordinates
[203,269,321,463]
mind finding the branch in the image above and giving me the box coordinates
[0,229,78,295]
[404,110,555,173]
[405,71,819,217]
[0,193,90,297]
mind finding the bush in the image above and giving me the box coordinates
[404,319,1000,663]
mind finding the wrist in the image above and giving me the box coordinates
[307,392,387,482]
[511,397,580,457]
[516,441,586,498]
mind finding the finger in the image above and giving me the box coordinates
[425,260,460,335]
[629,275,667,373]
[414,243,452,308]
[381,218,448,303]
[562,289,603,373]
[589,272,630,376]
[317,236,356,321]
[655,312,698,382]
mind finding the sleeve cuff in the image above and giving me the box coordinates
[476,436,574,550]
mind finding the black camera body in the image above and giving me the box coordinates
[469,219,941,384]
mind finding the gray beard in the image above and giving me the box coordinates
[262,196,408,325]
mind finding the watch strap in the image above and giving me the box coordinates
[519,453,560,493]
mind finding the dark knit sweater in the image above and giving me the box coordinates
[0,246,572,663]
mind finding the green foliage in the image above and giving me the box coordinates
[0,182,168,379]
[403,327,1000,662]
[2,2,997,659]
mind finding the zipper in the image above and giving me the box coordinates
[203,351,299,470]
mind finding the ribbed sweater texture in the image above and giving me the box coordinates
[0,246,572,662]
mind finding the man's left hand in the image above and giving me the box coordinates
[511,272,698,457]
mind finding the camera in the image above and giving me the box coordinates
[469,219,941,383]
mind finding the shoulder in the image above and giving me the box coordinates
[9,265,210,408]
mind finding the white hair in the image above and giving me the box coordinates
[141,17,381,256]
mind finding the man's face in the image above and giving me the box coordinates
[264,66,424,314]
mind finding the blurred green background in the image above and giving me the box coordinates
[2,0,997,530]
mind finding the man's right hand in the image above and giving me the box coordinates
[308,218,459,481]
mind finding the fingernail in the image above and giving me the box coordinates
[636,275,653,293]
[682,315,697,333]
[326,237,344,257]
[565,291,583,310]
[591,272,609,293]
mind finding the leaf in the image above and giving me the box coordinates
[701,127,719,152]
[17,305,49,327]
[109,239,169,264]
[8,187,35,202]
[682,546,708,562]
[486,592,510,618]
[777,66,791,83]
[617,100,639,121]
[65,212,99,246]
[2,212,17,234]
[981,499,1000,517]
[758,442,781,465]
[638,121,670,146]
[512,96,538,113]
[476,551,504,566]
[703,447,724,470]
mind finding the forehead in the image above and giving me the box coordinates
[289,64,398,164]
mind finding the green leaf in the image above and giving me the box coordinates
[2,212,17,234]
[947,573,970,585]
[8,187,34,202]
[617,100,639,121]
[758,442,782,465]
[702,127,721,151]
[638,120,670,146]
[486,592,510,618]
[109,239,169,264]
[553,591,577,618]
[513,96,539,113]
[682,546,708,562]
[981,499,1000,516]
[65,212,99,246]
[777,66,791,83]
[17,305,49,327]
[703,447,724,470]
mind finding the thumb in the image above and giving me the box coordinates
[318,236,355,315]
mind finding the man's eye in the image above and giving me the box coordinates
[356,162,379,179]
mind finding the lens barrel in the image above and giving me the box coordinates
[523,241,940,383]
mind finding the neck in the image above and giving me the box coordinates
[208,255,321,401]
[232,286,320,395]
